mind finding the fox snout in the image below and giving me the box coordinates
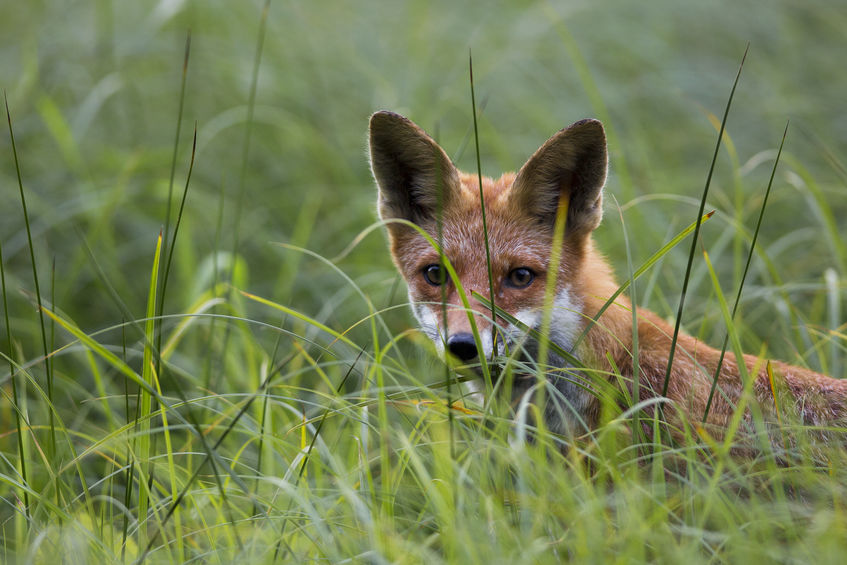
[422,298,499,363]
[446,332,478,362]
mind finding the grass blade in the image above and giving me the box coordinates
[135,231,163,550]
[703,121,788,421]
[5,91,57,466]
[0,236,29,516]
[156,30,193,383]
[160,30,191,273]
[615,199,645,448]
[661,44,749,399]
[469,49,496,393]
[536,197,569,374]
[157,123,197,345]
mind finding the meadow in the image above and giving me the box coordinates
[1,0,847,562]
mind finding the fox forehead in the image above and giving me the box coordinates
[391,171,554,280]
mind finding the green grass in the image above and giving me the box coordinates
[2,0,847,562]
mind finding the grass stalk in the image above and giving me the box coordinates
[435,116,455,459]
[156,31,193,385]
[4,91,57,470]
[702,121,788,421]
[661,44,748,398]
[160,30,191,274]
[614,199,645,448]
[135,231,163,550]
[468,50,496,393]
[535,197,568,372]
[0,239,29,516]
[146,48,195,553]
[120,322,133,562]
[158,124,197,328]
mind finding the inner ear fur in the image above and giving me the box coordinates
[509,119,608,237]
[369,111,460,228]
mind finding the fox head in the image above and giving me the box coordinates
[369,111,608,365]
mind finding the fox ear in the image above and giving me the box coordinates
[369,111,460,228]
[510,119,608,237]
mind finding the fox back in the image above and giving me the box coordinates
[369,110,847,441]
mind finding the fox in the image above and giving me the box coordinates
[368,110,847,442]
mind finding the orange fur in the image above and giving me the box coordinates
[369,111,847,443]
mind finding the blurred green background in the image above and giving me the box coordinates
[2,1,847,561]
[1,0,846,369]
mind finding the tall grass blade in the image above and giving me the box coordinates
[436,101,454,460]
[702,249,778,466]
[149,54,195,556]
[160,30,191,273]
[203,1,271,440]
[156,31,193,387]
[766,361,784,427]
[157,124,197,348]
[536,198,569,372]
[0,238,29,516]
[703,121,788,421]
[469,49,496,393]
[4,91,56,464]
[135,231,163,550]
[120,321,133,563]
[661,44,748,398]
[615,199,645,447]
[203,180,228,390]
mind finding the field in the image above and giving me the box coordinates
[2,0,847,562]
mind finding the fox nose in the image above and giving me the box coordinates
[447,332,478,361]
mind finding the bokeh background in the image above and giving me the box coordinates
[2,0,845,361]
[2,1,847,560]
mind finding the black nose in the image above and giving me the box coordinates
[447,332,478,361]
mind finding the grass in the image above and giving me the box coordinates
[2,0,847,562]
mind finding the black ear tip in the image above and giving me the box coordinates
[370,110,409,130]
[569,117,603,128]
[568,118,605,138]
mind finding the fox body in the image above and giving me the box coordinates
[369,110,847,439]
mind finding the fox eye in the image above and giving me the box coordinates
[422,264,447,286]
[506,267,534,288]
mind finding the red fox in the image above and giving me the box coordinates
[369,110,847,441]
